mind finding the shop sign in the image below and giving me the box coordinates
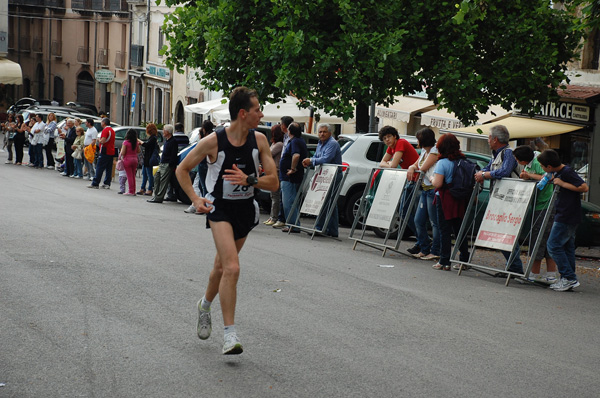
[427,117,464,130]
[376,108,406,122]
[95,69,115,84]
[534,101,590,122]
[145,65,171,80]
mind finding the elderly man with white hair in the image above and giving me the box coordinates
[302,123,342,237]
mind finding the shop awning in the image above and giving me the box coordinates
[375,97,435,123]
[0,58,23,85]
[446,116,582,140]
[421,105,511,130]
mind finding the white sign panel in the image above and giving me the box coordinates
[475,179,535,251]
[366,169,407,229]
[300,165,338,216]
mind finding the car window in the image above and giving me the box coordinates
[366,142,386,162]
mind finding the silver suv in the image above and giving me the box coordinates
[337,133,418,225]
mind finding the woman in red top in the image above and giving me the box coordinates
[378,126,419,169]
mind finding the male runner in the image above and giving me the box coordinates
[176,87,279,354]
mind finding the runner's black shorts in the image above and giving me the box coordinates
[206,198,259,240]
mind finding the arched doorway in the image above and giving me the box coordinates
[77,70,94,106]
[175,100,184,124]
[36,64,45,99]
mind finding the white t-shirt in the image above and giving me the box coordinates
[84,126,98,146]
[418,146,438,187]
[31,121,46,145]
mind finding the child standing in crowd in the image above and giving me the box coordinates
[71,126,85,178]
[537,149,588,292]
[513,145,558,284]
[118,167,128,194]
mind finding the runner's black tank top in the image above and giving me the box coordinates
[205,127,260,202]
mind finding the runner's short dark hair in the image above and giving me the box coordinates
[229,86,258,121]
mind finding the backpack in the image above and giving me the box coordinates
[448,158,480,200]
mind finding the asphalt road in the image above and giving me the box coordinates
[1,155,600,398]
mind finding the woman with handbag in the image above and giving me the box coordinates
[43,112,57,169]
[120,128,141,195]
[71,127,85,178]
[13,114,27,165]
[3,114,16,164]
[137,123,159,196]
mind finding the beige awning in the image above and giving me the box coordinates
[0,58,23,85]
[447,116,582,139]
[375,97,436,123]
[421,105,512,130]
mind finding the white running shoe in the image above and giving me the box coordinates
[222,333,243,355]
[196,301,212,340]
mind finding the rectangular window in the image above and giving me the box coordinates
[158,28,164,56]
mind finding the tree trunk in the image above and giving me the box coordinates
[355,102,369,134]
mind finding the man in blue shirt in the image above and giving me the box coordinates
[474,125,523,275]
[302,123,342,237]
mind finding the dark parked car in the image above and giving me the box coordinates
[113,126,164,153]
[8,97,52,114]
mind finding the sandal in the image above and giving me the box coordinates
[137,190,146,195]
[432,263,444,270]
[413,252,428,259]
[443,265,451,271]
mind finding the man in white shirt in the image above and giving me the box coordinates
[83,118,98,180]
[31,114,46,169]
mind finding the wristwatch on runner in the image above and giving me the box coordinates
[246,175,259,186]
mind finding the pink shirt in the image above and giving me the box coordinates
[122,140,138,160]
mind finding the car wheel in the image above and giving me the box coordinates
[344,190,367,228]
[372,221,400,239]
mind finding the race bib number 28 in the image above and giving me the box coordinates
[223,180,254,200]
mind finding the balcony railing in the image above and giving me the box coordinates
[77,46,89,64]
[19,36,31,52]
[98,48,108,66]
[109,0,128,13]
[115,51,127,69]
[72,0,103,12]
[10,0,44,5]
[51,40,62,57]
[44,0,66,8]
[130,44,144,68]
[32,37,43,53]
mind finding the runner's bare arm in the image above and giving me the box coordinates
[176,133,218,212]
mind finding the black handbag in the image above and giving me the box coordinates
[149,146,160,166]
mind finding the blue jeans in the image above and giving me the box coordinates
[34,143,44,167]
[399,181,418,238]
[281,180,301,227]
[414,189,440,255]
[73,158,83,177]
[92,152,113,187]
[547,221,578,281]
[501,247,524,273]
[141,165,154,191]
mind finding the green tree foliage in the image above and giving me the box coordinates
[160,0,581,126]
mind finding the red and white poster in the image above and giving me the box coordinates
[301,165,338,216]
[475,179,535,251]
